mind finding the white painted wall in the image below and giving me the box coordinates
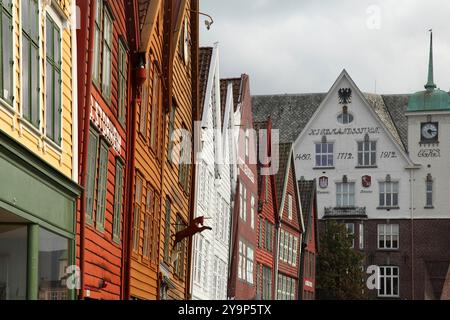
[407,112,450,219]
[191,45,233,300]
[293,71,413,220]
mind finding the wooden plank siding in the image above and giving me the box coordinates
[76,0,134,300]
[0,0,74,179]
[158,0,197,300]
[129,0,164,300]
[277,154,303,299]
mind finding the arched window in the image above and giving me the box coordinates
[337,106,354,124]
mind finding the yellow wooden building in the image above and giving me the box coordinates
[0,0,80,300]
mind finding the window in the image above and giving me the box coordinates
[93,0,113,100]
[426,175,433,208]
[132,175,143,252]
[150,67,160,152]
[179,18,189,64]
[336,182,355,207]
[239,183,247,221]
[288,194,293,220]
[167,101,177,161]
[45,14,61,144]
[264,221,273,252]
[22,0,40,127]
[315,142,334,167]
[292,237,298,266]
[112,160,124,243]
[345,223,355,248]
[246,246,254,285]
[139,58,150,137]
[174,216,187,279]
[279,231,285,261]
[245,130,250,159]
[262,266,272,300]
[178,127,191,193]
[379,181,399,208]
[118,40,127,125]
[95,140,108,231]
[151,194,160,262]
[0,0,13,104]
[357,138,377,167]
[92,0,102,84]
[163,198,171,263]
[359,223,364,250]
[258,219,263,248]
[379,266,399,298]
[238,241,245,280]
[337,111,353,124]
[86,129,99,223]
[279,230,298,266]
[250,194,255,229]
[198,161,206,206]
[277,274,296,300]
[378,224,399,250]
[142,187,153,259]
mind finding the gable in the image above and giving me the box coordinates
[252,72,411,152]
[293,71,412,165]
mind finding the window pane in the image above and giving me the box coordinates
[31,45,39,126]
[22,41,30,119]
[46,62,54,139]
[0,225,27,300]
[54,26,60,65]
[38,228,69,300]
[2,13,12,101]
[46,17,53,59]
[55,71,61,143]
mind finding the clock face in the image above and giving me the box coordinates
[421,122,439,141]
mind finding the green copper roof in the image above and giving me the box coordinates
[407,31,450,112]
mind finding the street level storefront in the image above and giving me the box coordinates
[0,132,81,300]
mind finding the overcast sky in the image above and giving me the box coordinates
[199,0,450,95]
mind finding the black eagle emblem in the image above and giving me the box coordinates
[338,88,352,104]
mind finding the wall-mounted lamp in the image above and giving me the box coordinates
[190,10,214,30]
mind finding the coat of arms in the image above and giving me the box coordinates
[319,176,328,189]
[338,88,352,104]
[362,175,372,188]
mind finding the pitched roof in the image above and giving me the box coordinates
[275,143,293,208]
[252,93,411,151]
[298,179,316,243]
[199,47,213,117]
[254,120,269,199]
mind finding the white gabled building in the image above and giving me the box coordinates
[252,33,450,300]
[190,45,234,300]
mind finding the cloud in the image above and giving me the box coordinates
[200,0,450,95]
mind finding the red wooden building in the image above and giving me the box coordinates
[227,75,258,300]
[76,0,138,299]
[254,118,278,300]
[298,179,319,300]
[274,143,304,300]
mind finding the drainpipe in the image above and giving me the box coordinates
[410,168,415,299]
[78,0,96,300]
[185,0,199,300]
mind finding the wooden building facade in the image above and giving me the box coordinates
[76,0,138,300]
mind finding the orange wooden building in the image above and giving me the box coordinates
[123,0,199,300]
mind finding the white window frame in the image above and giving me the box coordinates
[250,194,255,229]
[426,178,433,208]
[378,224,399,250]
[359,223,364,250]
[336,182,355,208]
[378,266,399,298]
[315,142,334,167]
[345,223,355,249]
[246,246,254,284]
[357,140,377,167]
[379,181,399,208]
[288,194,293,220]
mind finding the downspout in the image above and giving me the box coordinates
[78,0,96,300]
[410,168,415,299]
[122,55,138,301]
[71,0,78,182]
[185,0,199,300]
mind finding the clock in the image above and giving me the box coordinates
[421,122,439,142]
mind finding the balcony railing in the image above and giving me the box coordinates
[323,206,367,218]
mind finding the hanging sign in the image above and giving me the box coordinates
[90,96,122,154]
